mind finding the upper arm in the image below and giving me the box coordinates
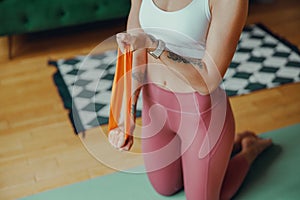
[127,1,147,80]
[205,0,248,77]
[127,0,143,31]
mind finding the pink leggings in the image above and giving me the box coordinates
[141,83,250,200]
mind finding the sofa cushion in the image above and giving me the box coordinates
[0,0,130,36]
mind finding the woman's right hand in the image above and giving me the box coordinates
[116,31,156,53]
[108,128,134,151]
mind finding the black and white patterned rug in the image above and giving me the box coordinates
[49,24,300,134]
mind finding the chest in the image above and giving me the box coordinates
[151,0,194,12]
[140,0,211,44]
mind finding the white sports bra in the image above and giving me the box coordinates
[139,0,211,58]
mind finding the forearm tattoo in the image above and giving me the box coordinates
[167,51,204,69]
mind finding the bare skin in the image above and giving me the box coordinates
[233,132,273,165]
[232,131,258,154]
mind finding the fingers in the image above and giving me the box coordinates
[116,33,132,53]
[108,129,133,151]
[108,129,126,149]
[120,136,134,151]
[116,32,149,53]
[120,139,133,151]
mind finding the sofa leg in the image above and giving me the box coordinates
[0,36,10,62]
[8,35,13,60]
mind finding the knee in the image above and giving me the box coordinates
[149,178,181,197]
[220,192,231,200]
[152,185,179,197]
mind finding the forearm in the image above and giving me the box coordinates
[131,76,142,122]
[130,49,147,125]
[154,49,222,94]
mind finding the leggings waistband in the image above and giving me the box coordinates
[142,83,227,114]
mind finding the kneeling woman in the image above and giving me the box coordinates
[109,0,272,199]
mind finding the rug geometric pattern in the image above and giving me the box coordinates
[222,24,300,96]
[50,24,300,133]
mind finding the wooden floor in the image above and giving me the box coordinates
[1,0,300,199]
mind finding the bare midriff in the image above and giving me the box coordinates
[146,54,199,93]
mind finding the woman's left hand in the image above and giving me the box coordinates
[108,128,134,151]
[116,32,155,53]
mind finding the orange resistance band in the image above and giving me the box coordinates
[108,49,133,140]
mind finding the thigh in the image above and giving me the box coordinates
[180,101,235,200]
[142,99,183,196]
[142,128,183,196]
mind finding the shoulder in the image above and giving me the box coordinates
[129,0,143,15]
[131,0,143,7]
[210,0,248,12]
[130,0,144,12]
[127,0,144,30]
[209,0,248,23]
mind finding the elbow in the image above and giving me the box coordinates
[189,72,221,95]
[192,68,223,95]
[196,59,224,95]
[195,80,222,95]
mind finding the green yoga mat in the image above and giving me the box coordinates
[21,124,300,200]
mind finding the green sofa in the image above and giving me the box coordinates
[0,0,131,36]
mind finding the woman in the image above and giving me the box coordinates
[109,0,272,199]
